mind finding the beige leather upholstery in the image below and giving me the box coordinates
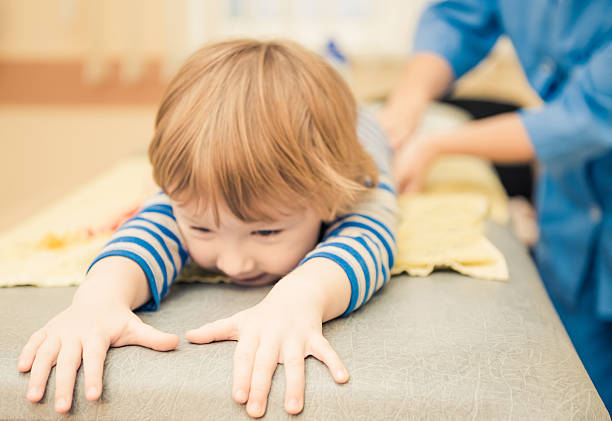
[1,223,609,420]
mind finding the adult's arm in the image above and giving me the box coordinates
[519,41,612,171]
[380,0,502,147]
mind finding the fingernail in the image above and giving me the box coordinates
[250,403,261,415]
[287,398,299,412]
[87,387,98,399]
[27,387,39,400]
[55,398,66,410]
[338,369,348,380]
[235,389,246,402]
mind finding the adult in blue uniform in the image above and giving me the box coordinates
[378,0,612,410]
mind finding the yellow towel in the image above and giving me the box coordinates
[0,157,156,287]
[388,154,510,281]
[391,193,508,281]
[423,155,509,224]
[0,155,509,287]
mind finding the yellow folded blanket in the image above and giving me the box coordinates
[0,156,156,287]
[0,155,509,287]
[391,154,510,281]
[423,155,509,225]
[391,193,508,281]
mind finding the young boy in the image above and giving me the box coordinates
[18,39,398,418]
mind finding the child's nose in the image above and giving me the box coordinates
[216,249,255,277]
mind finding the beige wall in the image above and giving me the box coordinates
[0,0,167,60]
[0,106,155,232]
[0,0,425,62]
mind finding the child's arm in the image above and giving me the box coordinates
[300,108,399,314]
[187,109,399,417]
[19,194,188,412]
[87,192,190,311]
[18,256,179,413]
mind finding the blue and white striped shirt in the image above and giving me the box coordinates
[89,109,398,315]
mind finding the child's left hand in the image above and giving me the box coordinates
[185,261,350,418]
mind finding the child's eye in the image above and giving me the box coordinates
[253,229,282,237]
[191,226,211,233]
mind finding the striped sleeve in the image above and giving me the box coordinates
[87,192,189,311]
[300,107,400,316]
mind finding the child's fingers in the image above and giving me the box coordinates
[53,338,82,413]
[27,335,61,402]
[82,335,110,401]
[18,329,47,372]
[122,319,180,351]
[246,343,279,418]
[309,335,349,384]
[281,343,305,415]
[186,317,238,344]
[232,335,258,404]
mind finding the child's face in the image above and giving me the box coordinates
[173,200,323,286]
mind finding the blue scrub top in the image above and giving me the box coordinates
[413,0,612,319]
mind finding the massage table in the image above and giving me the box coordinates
[1,219,609,419]
[1,103,608,420]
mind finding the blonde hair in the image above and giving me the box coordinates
[149,38,378,223]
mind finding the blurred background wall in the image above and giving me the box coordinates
[0,0,538,232]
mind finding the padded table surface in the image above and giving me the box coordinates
[1,223,609,420]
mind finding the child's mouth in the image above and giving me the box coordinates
[231,273,270,286]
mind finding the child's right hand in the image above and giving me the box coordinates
[18,300,179,413]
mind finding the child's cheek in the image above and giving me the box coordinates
[190,249,215,270]
[183,237,217,270]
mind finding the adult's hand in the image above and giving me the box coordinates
[393,134,439,194]
[378,53,454,151]
[377,99,426,151]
